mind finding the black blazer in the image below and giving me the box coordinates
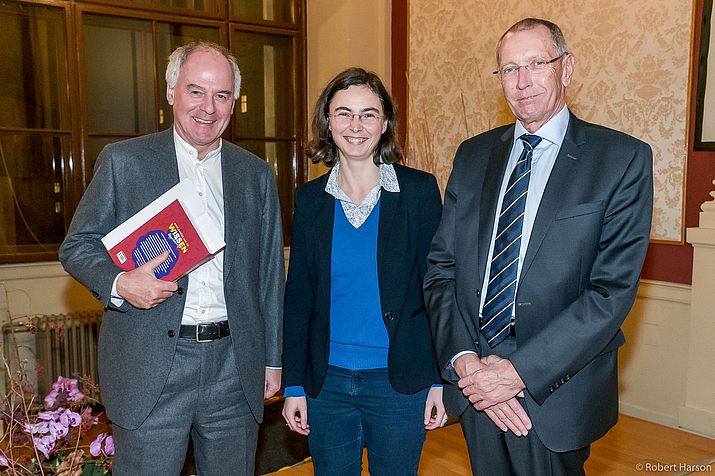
[283,163,443,397]
[424,112,653,452]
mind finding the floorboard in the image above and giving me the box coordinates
[267,415,715,475]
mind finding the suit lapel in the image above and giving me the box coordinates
[147,129,181,197]
[311,176,335,312]
[221,149,238,279]
[520,113,586,281]
[147,129,186,288]
[377,188,399,269]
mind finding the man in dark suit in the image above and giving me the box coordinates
[424,18,653,475]
[59,42,284,475]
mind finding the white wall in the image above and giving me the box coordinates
[0,262,101,397]
[619,281,692,428]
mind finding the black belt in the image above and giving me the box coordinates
[179,321,230,342]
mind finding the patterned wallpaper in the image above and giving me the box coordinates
[407,1,694,242]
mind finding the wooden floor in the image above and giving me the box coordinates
[268,415,715,475]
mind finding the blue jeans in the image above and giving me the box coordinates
[307,366,429,476]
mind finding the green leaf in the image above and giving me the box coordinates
[80,462,109,476]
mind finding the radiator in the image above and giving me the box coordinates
[2,310,103,397]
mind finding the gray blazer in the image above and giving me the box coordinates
[424,112,653,452]
[59,128,284,429]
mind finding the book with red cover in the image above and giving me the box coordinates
[101,179,225,281]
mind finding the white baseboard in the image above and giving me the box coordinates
[678,405,715,439]
[619,401,679,429]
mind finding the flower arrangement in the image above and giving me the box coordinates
[0,375,113,475]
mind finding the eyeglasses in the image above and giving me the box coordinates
[493,52,568,78]
[328,112,384,126]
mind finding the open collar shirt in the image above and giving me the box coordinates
[325,160,400,228]
[174,129,228,325]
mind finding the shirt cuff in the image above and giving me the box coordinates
[110,272,126,307]
[283,386,306,398]
[450,350,479,368]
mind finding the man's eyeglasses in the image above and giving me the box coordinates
[328,112,384,126]
[493,52,568,78]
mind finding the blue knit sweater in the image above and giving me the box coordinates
[284,200,387,397]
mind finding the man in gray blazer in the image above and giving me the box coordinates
[424,18,652,475]
[59,41,284,475]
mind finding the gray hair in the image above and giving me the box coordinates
[165,41,241,97]
[496,18,570,66]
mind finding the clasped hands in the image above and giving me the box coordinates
[454,353,532,436]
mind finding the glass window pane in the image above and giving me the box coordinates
[0,134,70,259]
[83,15,156,135]
[237,140,295,243]
[156,24,221,130]
[0,3,69,130]
[156,0,217,12]
[232,31,294,139]
[232,0,294,23]
[83,0,220,14]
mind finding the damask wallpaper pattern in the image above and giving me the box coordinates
[407,1,693,242]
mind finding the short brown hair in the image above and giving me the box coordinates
[306,67,402,167]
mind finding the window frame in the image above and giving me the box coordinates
[0,0,305,263]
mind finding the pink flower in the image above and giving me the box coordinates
[61,409,82,427]
[104,435,115,456]
[30,408,80,442]
[80,407,98,429]
[48,420,69,439]
[37,409,58,421]
[89,433,105,457]
[44,376,85,409]
[23,420,48,435]
[0,453,9,467]
[33,435,56,459]
[89,433,115,457]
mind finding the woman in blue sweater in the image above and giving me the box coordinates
[281,68,445,475]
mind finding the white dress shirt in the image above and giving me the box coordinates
[173,129,228,326]
[478,106,569,317]
[451,106,569,366]
[109,129,228,325]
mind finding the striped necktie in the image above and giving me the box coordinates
[480,134,542,347]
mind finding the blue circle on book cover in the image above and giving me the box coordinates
[132,230,179,279]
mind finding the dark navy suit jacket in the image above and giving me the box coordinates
[424,112,653,452]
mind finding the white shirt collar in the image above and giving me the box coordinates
[173,127,222,164]
[324,161,400,228]
[325,161,400,203]
[513,106,569,148]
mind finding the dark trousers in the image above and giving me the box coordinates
[462,334,590,476]
[307,365,429,476]
[112,335,258,476]
[460,406,590,476]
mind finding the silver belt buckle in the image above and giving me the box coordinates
[196,322,219,342]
